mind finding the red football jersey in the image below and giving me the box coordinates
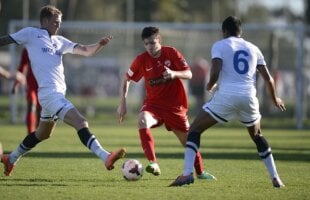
[127,46,190,110]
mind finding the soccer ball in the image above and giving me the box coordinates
[121,159,143,181]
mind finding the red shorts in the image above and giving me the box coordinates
[141,104,189,132]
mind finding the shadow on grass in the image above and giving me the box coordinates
[0,177,125,187]
[4,151,309,162]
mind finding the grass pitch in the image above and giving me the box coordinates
[0,124,309,200]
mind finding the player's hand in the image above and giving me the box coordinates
[274,97,286,111]
[99,35,113,46]
[207,83,217,93]
[14,71,26,85]
[163,66,175,80]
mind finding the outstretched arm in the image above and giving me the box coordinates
[0,35,15,46]
[257,64,286,111]
[73,35,113,57]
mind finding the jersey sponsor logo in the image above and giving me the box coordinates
[148,76,171,86]
[37,35,44,38]
[41,47,62,56]
[146,67,153,71]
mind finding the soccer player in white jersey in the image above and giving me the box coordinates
[0,5,125,176]
[170,16,286,188]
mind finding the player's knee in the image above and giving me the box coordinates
[138,113,155,128]
[138,119,147,128]
[36,131,52,141]
[76,119,88,130]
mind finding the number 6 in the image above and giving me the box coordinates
[233,50,249,74]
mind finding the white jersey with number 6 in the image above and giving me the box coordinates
[211,36,266,96]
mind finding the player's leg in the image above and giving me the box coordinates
[1,120,55,176]
[183,111,217,176]
[247,123,285,188]
[240,95,284,188]
[138,110,161,175]
[63,107,125,170]
[172,129,216,180]
[170,111,217,186]
[26,90,39,134]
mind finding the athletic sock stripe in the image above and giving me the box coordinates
[87,136,96,149]
[260,152,271,159]
[258,147,271,157]
[186,141,198,150]
[258,147,271,159]
[186,142,198,153]
[20,144,31,151]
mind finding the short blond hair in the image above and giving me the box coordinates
[40,5,62,24]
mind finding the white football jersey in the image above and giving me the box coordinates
[10,27,76,96]
[211,36,266,96]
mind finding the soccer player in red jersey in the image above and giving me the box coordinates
[12,48,41,135]
[118,27,216,180]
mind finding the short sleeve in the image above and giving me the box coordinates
[126,56,143,82]
[10,27,32,45]
[211,41,222,59]
[58,36,77,54]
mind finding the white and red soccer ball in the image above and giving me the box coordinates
[121,159,143,181]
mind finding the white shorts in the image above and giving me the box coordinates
[203,92,261,127]
[38,91,74,121]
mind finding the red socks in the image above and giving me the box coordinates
[194,151,204,175]
[139,128,156,162]
[26,112,37,134]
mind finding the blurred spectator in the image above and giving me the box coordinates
[189,57,209,112]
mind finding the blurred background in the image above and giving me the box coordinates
[0,0,309,129]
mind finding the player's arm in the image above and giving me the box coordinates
[163,67,192,80]
[73,35,113,57]
[257,64,286,111]
[12,50,28,94]
[206,58,221,92]
[0,35,15,46]
[117,76,132,123]
[0,66,26,84]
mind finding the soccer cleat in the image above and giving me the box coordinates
[1,154,15,176]
[169,174,194,187]
[197,171,217,180]
[272,177,285,188]
[105,148,126,171]
[145,162,161,176]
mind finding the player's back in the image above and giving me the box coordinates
[212,37,266,96]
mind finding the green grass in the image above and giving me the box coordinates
[0,124,309,200]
